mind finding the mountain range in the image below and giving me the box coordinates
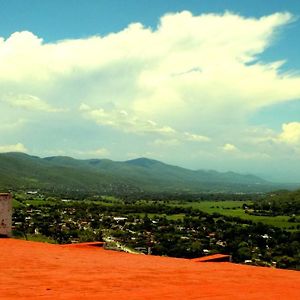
[0,152,291,193]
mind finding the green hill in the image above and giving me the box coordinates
[0,152,286,193]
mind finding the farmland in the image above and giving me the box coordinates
[171,200,300,230]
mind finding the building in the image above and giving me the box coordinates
[0,193,12,237]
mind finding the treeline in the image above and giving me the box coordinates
[120,192,263,202]
[20,190,263,202]
[249,190,300,216]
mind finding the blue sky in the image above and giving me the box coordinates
[1,0,300,182]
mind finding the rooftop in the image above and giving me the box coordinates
[0,238,299,300]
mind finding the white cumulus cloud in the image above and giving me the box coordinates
[222,143,239,152]
[277,122,300,144]
[0,11,299,132]
[79,103,177,135]
[184,132,211,142]
[1,94,64,112]
[0,143,28,153]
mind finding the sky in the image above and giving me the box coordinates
[0,0,300,182]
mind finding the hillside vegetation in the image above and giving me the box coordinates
[0,152,281,193]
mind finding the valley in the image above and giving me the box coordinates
[12,190,300,270]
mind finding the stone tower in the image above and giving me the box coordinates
[0,193,12,237]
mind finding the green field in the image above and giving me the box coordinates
[173,200,300,230]
[14,233,58,244]
[130,213,186,220]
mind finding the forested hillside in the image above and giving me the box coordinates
[0,152,290,193]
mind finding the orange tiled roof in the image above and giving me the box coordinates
[191,254,231,262]
[0,238,299,300]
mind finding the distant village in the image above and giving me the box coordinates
[10,190,300,270]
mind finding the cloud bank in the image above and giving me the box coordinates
[1,11,300,180]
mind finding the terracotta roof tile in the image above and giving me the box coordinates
[0,238,299,300]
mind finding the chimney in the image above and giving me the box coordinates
[0,193,13,237]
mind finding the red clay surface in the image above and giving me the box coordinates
[1,238,299,300]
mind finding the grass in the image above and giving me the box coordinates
[130,213,185,220]
[22,199,58,206]
[13,199,24,208]
[13,233,58,244]
[172,201,300,230]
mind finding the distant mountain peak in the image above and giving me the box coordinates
[125,157,162,167]
[44,156,75,161]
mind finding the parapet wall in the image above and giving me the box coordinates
[0,193,12,237]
